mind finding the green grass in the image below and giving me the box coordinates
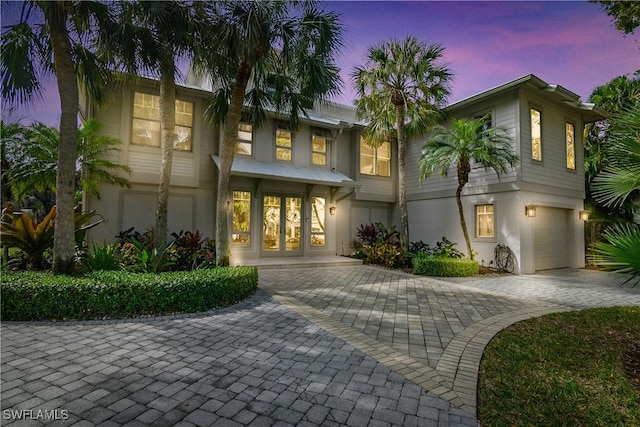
[478,306,640,426]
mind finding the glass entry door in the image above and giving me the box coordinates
[262,195,303,256]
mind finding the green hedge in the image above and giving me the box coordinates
[413,256,479,277]
[0,267,258,321]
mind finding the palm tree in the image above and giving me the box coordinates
[590,104,640,286]
[194,1,343,266]
[419,116,518,260]
[353,36,452,251]
[103,1,196,248]
[1,119,131,203]
[1,1,114,273]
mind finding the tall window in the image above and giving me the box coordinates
[531,108,542,161]
[232,191,251,246]
[566,122,575,170]
[360,137,391,177]
[474,112,492,133]
[275,126,293,161]
[312,130,329,166]
[476,204,494,238]
[131,92,193,151]
[236,123,253,155]
[310,196,326,246]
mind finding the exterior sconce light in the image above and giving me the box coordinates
[579,210,589,221]
[329,207,336,215]
[525,205,536,218]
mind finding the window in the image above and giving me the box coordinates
[131,92,193,151]
[236,122,253,155]
[476,204,494,238]
[310,196,326,247]
[360,137,391,177]
[232,191,251,246]
[312,130,329,166]
[275,126,293,161]
[531,108,542,161]
[566,123,575,170]
[474,112,492,133]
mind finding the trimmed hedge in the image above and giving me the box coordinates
[413,256,479,277]
[1,267,258,321]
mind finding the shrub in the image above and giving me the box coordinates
[81,242,121,272]
[361,241,406,268]
[0,267,258,321]
[412,255,479,277]
[356,223,379,245]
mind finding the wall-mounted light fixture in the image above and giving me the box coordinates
[579,210,590,221]
[525,205,536,218]
[329,207,336,215]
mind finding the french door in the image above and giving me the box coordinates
[261,195,303,256]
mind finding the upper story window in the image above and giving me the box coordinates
[475,204,494,238]
[131,92,193,151]
[360,137,391,177]
[530,107,542,161]
[474,112,493,133]
[566,122,576,170]
[275,125,293,161]
[312,129,329,166]
[236,122,253,156]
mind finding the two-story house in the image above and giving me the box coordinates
[406,75,606,273]
[84,74,605,273]
[82,76,398,264]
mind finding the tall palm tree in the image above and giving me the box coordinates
[1,1,113,273]
[419,116,518,260]
[104,1,196,248]
[353,36,452,251]
[194,1,343,266]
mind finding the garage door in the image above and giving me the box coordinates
[534,207,568,271]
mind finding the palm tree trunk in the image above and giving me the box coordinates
[395,104,409,251]
[49,2,79,274]
[455,184,473,260]
[154,65,176,248]
[216,62,252,266]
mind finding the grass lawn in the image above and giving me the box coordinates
[478,306,640,426]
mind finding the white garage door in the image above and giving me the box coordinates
[534,207,568,271]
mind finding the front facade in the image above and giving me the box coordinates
[85,74,605,273]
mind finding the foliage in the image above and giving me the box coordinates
[167,230,215,271]
[126,239,174,273]
[479,307,640,426]
[356,223,379,246]
[353,36,452,250]
[412,255,479,277]
[0,267,258,321]
[589,224,640,287]
[0,205,103,270]
[592,0,640,35]
[360,241,406,269]
[80,242,121,272]
[420,116,518,260]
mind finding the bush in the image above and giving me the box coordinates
[412,255,479,277]
[0,267,258,321]
[361,241,406,268]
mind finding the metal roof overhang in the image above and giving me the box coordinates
[211,155,360,188]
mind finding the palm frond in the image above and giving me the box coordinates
[589,223,640,286]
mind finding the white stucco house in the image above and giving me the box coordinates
[83,74,605,273]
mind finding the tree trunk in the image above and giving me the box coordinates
[154,66,176,248]
[216,62,252,266]
[395,104,409,251]
[49,2,79,274]
[456,183,473,260]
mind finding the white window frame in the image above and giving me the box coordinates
[565,122,576,170]
[275,124,293,162]
[475,204,495,239]
[360,137,391,177]
[236,122,253,156]
[530,107,542,162]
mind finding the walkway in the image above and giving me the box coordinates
[1,265,637,426]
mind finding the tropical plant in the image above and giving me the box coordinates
[589,104,640,285]
[353,36,452,251]
[0,205,103,270]
[356,223,379,246]
[592,0,640,35]
[193,0,343,266]
[1,0,115,273]
[127,238,174,273]
[419,116,518,260]
[81,242,121,272]
[1,119,131,202]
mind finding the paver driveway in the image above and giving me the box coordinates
[2,265,638,426]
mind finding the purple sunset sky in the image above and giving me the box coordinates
[2,1,638,127]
